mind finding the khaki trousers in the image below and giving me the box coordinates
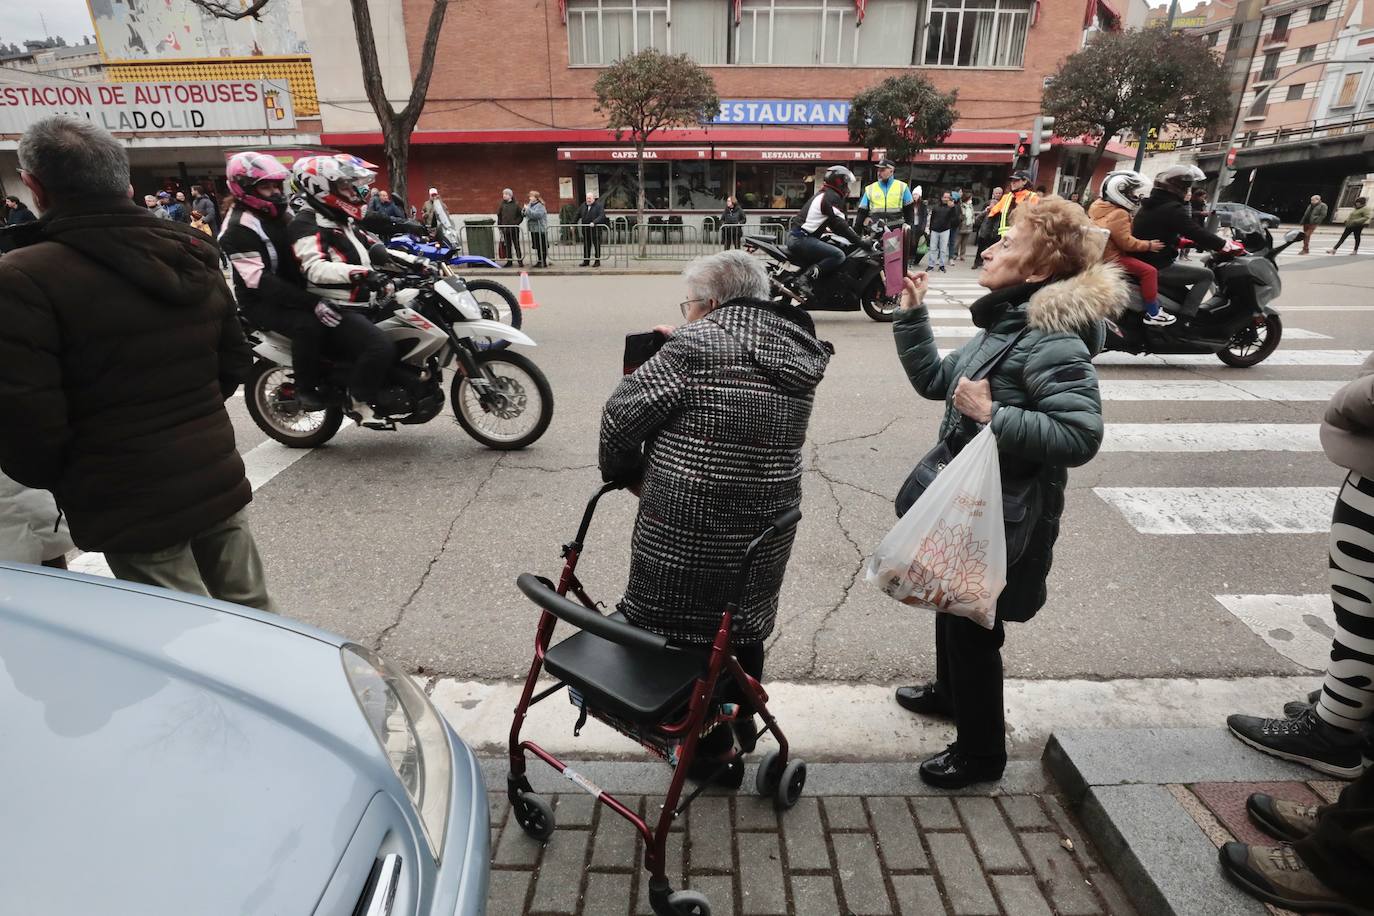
[105,508,276,613]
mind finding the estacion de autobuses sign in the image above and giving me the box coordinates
[557,147,1011,164]
[0,80,295,134]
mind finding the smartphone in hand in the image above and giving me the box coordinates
[623,330,668,375]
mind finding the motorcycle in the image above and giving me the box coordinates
[361,211,522,332]
[1104,222,1301,368]
[743,221,901,323]
[242,243,554,450]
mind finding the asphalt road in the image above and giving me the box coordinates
[223,249,1374,689]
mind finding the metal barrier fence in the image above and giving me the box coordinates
[455,221,791,267]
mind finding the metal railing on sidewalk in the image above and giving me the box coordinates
[453,220,794,267]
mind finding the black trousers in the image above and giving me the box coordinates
[1332,225,1365,252]
[721,225,743,250]
[1297,766,1374,902]
[695,639,765,757]
[934,612,1007,763]
[500,227,523,262]
[530,231,548,264]
[328,310,393,402]
[581,225,603,261]
[243,304,324,390]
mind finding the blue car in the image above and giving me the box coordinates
[0,563,489,915]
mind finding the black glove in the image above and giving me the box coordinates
[364,271,392,292]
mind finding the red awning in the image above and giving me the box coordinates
[322,127,1023,148]
[556,146,1014,164]
[557,147,712,161]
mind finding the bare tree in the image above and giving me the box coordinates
[189,0,451,209]
[187,0,273,22]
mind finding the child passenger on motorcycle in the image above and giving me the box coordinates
[1088,170,1175,328]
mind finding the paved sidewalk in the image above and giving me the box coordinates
[483,760,1135,915]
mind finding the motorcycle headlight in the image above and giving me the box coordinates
[342,644,452,860]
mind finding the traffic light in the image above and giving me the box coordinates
[1030,115,1055,158]
[1015,133,1030,170]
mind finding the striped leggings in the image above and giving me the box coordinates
[1319,472,1374,732]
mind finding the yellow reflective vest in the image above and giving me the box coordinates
[990,189,1041,236]
[863,179,909,215]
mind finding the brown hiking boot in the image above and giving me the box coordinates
[1246,793,1322,842]
[1219,842,1374,914]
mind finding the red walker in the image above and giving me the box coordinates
[507,482,807,916]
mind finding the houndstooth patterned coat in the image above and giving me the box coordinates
[600,298,831,645]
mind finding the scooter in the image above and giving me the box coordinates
[1103,226,1301,368]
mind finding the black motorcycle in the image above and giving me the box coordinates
[1104,225,1300,368]
[744,222,901,323]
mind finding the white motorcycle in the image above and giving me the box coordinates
[243,244,554,450]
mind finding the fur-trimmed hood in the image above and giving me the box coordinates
[1027,261,1127,355]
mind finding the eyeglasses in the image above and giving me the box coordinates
[679,297,710,319]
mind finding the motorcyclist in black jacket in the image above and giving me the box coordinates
[788,165,862,282]
[1131,164,1232,313]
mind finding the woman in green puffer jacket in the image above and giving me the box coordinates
[890,196,1126,789]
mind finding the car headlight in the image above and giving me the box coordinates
[342,644,452,861]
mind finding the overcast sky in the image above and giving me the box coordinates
[0,0,95,45]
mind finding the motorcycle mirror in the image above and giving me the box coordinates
[1283,228,1303,243]
[367,242,392,265]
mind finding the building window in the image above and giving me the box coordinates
[1286,83,1305,101]
[1248,95,1268,118]
[923,0,1030,68]
[1339,181,1363,208]
[1259,51,1279,82]
[1206,31,1219,47]
[1297,45,1316,64]
[855,0,924,66]
[1309,3,1329,24]
[734,164,820,210]
[734,0,856,66]
[670,161,725,209]
[673,0,730,64]
[1335,72,1363,108]
[583,162,670,209]
[1271,13,1290,40]
[567,0,668,66]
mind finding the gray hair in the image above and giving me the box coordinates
[18,116,129,202]
[682,250,769,304]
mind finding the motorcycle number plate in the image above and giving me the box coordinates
[435,278,482,320]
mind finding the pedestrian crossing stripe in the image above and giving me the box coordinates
[1096,380,1344,401]
[1213,595,1334,671]
[1284,329,1333,340]
[1101,424,1320,452]
[1092,350,1368,367]
[1095,486,1337,534]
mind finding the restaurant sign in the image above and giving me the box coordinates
[0,80,295,134]
[711,99,851,126]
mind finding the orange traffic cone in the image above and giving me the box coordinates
[517,271,540,310]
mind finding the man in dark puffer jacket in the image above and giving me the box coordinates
[0,116,273,611]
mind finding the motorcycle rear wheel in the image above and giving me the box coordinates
[463,278,522,329]
[244,361,345,449]
[450,350,554,450]
[1217,313,1282,367]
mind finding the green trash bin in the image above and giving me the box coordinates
[464,218,497,260]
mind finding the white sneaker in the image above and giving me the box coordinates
[1143,310,1177,327]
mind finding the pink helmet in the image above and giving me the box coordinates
[226,151,292,218]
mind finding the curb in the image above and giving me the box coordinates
[1043,728,1317,916]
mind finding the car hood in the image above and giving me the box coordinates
[0,565,392,916]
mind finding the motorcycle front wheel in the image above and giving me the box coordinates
[862,292,899,322]
[244,361,345,449]
[1218,313,1282,367]
[450,350,554,450]
[463,278,522,329]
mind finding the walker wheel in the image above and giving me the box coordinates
[667,889,712,915]
[755,750,783,798]
[775,759,807,810]
[513,791,555,841]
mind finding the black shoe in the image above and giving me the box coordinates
[1247,793,1322,842]
[1283,688,1324,719]
[687,752,745,790]
[593,259,601,267]
[918,745,1005,789]
[503,260,514,268]
[294,386,328,412]
[1227,707,1367,778]
[579,260,590,267]
[894,683,953,718]
[733,716,760,754]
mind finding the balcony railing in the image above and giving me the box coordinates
[1181,112,1374,156]
[1263,27,1289,46]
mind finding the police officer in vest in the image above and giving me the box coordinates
[987,169,1040,239]
[856,158,917,264]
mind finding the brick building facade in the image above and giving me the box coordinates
[317,0,1130,219]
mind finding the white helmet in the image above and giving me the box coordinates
[291,153,377,222]
[1153,163,1206,199]
[1100,170,1151,213]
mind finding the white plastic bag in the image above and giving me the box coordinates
[865,426,1007,629]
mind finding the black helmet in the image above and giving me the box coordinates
[876,158,896,170]
[824,165,856,193]
[1153,164,1206,199]
[1010,170,1032,183]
